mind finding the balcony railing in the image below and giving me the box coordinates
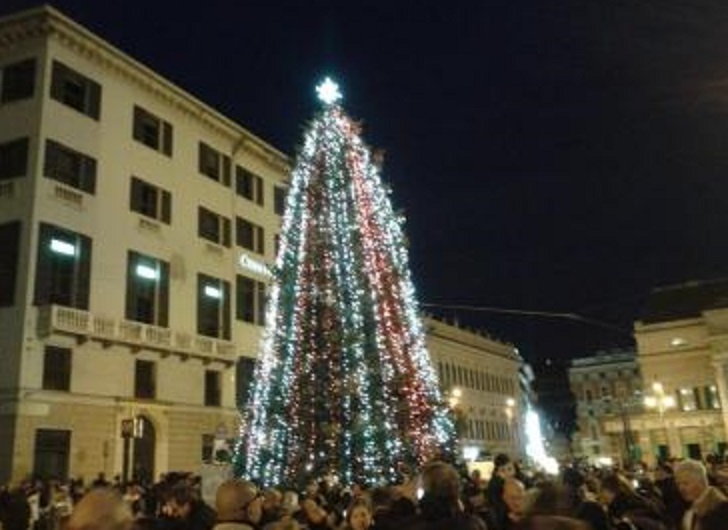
[37,305,236,364]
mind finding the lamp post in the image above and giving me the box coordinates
[448,387,467,440]
[644,382,675,420]
[505,397,518,457]
[644,381,675,461]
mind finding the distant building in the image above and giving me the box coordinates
[632,279,728,464]
[425,316,526,461]
[568,349,641,466]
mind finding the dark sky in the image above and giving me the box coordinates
[6,0,728,419]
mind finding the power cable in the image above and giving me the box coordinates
[420,302,633,336]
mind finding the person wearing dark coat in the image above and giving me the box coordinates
[404,461,486,530]
[675,459,728,530]
[561,467,610,530]
[0,487,31,530]
[158,482,217,530]
[654,462,688,529]
[486,454,515,530]
[598,473,669,530]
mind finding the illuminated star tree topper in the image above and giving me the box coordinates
[315,76,343,105]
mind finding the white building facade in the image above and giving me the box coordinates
[0,6,290,483]
[425,317,525,461]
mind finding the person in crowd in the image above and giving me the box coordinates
[486,454,515,530]
[598,472,668,530]
[560,467,609,530]
[259,489,283,528]
[66,489,133,530]
[344,497,373,530]
[159,481,216,530]
[294,498,330,530]
[368,487,395,530]
[0,485,31,530]
[405,460,486,530]
[91,474,110,489]
[675,459,728,530]
[212,479,262,530]
[517,481,590,530]
[653,462,688,529]
[500,477,526,530]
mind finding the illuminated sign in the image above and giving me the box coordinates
[238,253,272,278]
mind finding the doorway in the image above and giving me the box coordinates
[133,416,155,483]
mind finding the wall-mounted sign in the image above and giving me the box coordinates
[238,253,272,278]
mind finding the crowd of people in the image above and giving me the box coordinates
[2,454,728,530]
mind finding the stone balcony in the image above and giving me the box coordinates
[37,305,236,366]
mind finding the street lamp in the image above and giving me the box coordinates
[505,397,518,455]
[644,381,675,462]
[449,387,462,409]
[644,382,676,419]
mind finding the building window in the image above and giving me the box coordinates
[130,177,171,223]
[126,251,169,327]
[133,106,172,155]
[135,360,156,399]
[678,387,697,411]
[34,429,70,480]
[197,274,230,339]
[205,370,221,406]
[198,207,231,247]
[44,140,96,194]
[706,385,721,410]
[235,217,264,254]
[236,275,266,325]
[235,166,264,205]
[1,58,35,103]
[42,346,71,391]
[50,61,101,119]
[274,185,286,215]
[34,223,92,310]
[198,142,230,186]
[0,137,29,180]
[0,221,20,307]
[236,356,255,408]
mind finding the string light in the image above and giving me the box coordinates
[234,85,456,487]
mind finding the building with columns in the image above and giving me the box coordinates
[0,6,530,483]
[570,280,728,468]
[631,279,727,465]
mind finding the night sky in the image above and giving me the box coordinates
[6,0,728,427]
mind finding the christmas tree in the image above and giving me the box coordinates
[235,79,456,487]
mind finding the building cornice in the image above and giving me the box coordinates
[424,316,520,363]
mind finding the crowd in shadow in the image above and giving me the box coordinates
[3,453,728,530]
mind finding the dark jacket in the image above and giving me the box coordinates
[404,495,487,530]
[608,492,669,530]
[693,486,728,530]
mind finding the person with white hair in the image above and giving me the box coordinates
[674,459,728,530]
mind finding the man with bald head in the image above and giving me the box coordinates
[213,479,263,530]
[67,489,132,530]
[675,459,728,530]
